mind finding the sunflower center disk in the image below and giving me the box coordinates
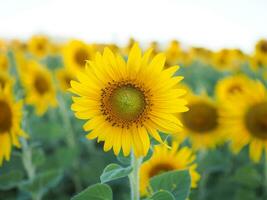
[74,49,89,67]
[149,163,175,178]
[0,100,12,133]
[34,75,50,95]
[110,86,146,121]
[0,77,6,89]
[182,102,218,133]
[245,102,267,140]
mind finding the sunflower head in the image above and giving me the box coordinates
[221,81,267,162]
[140,142,200,196]
[0,53,9,71]
[28,35,50,58]
[0,72,13,90]
[21,61,57,115]
[0,88,27,165]
[215,75,252,102]
[56,68,75,92]
[255,39,267,56]
[71,43,188,157]
[177,91,224,150]
[63,40,94,73]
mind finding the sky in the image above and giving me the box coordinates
[0,0,266,52]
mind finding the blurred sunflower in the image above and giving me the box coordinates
[56,68,76,92]
[70,43,188,157]
[0,72,13,90]
[140,142,200,196]
[250,53,267,70]
[212,49,242,71]
[188,47,213,65]
[63,40,94,73]
[165,40,182,67]
[255,39,267,57]
[0,53,9,71]
[0,87,27,165]
[215,75,252,102]
[178,92,224,150]
[28,35,50,58]
[222,81,267,162]
[21,61,57,115]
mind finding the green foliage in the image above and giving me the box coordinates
[100,163,132,183]
[71,183,112,200]
[149,170,191,200]
[148,191,175,200]
[19,169,62,198]
[0,170,23,190]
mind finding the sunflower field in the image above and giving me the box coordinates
[0,35,267,200]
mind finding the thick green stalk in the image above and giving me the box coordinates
[129,152,142,200]
[21,138,35,181]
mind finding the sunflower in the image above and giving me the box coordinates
[221,81,267,162]
[250,53,267,70]
[255,39,267,57]
[188,47,213,65]
[21,61,57,115]
[0,53,9,71]
[140,142,200,196]
[0,71,13,90]
[177,91,224,150]
[28,35,50,58]
[165,40,182,67]
[63,40,94,73]
[212,49,243,71]
[56,67,76,92]
[215,75,252,102]
[0,87,27,165]
[70,43,188,157]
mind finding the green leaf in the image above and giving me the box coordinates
[100,163,132,183]
[71,183,112,200]
[150,170,191,200]
[19,169,62,196]
[232,165,261,188]
[149,190,175,200]
[0,170,23,190]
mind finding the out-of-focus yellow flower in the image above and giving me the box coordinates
[0,87,28,166]
[70,43,188,157]
[122,37,136,56]
[221,81,267,163]
[63,40,94,73]
[0,72,13,90]
[9,39,28,52]
[215,75,252,102]
[56,67,76,92]
[255,39,267,57]
[140,142,200,196]
[0,53,9,71]
[212,49,245,71]
[165,40,182,66]
[250,53,267,70]
[28,35,50,58]
[21,61,57,116]
[188,47,213,65]
[177,90,224,150]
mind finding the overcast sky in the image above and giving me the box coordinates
[0,0,266,52]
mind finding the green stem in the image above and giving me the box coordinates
[57,93,75,148]
[264,156,267,198]
[129,152,142,200]
[198,149,207,200]
[21,138,35,181]
[57,93,82,191]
